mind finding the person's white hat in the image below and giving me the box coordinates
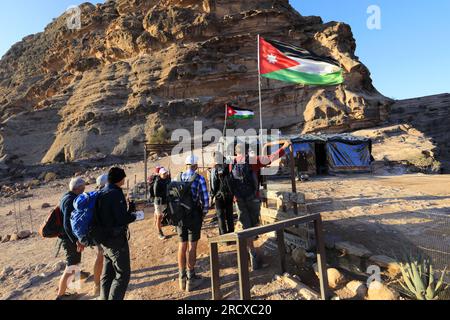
[159,167,169,175]
[69,177,86,191]
[185,155,199,165]
[96,174,108,188]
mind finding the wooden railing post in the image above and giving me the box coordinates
[289,144,299,215]
[210,242,221,300]
[208,214,327,301]
[144,144,148,197]
[237,238,251,300]
[276,229,287,274]
[314,216,330,300]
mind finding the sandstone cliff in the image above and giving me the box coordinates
[0,0,406,169]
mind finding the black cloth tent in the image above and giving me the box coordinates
[289,134,373,174]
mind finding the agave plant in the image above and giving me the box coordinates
[398,253,448,300]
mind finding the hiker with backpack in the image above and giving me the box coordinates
[153,167,170,240]
[170,155,209,292]
[210,152,235,237]
[56,177,89,300]
[147,166,162,201]
[94,167,140,300]
[92,174,108,296]
[229,140,291,271]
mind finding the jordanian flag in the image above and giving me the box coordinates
[259,37,344,86]
[226,105,255,120]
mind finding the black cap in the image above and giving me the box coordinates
[108,167,126,184]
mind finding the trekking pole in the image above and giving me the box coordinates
[13,199,19,233]
[18,199,24,230]
[28,199,34,232]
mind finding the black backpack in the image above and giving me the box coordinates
[215,169,233,200]
[166,173,199,227]
[230,156,258,199]
[148,175,159,199]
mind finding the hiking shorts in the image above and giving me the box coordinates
[154,204,164,217]
[59,238,82,267]
[177,213,203,243]
[236,196,261,230]
[177,223,202,243]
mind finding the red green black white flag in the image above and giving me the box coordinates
[259,37,344,86]
[226,105,255,120]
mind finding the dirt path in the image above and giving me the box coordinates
[0,183,284,300]
[1,158,449,300]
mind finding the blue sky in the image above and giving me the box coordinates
[0,0,449,99]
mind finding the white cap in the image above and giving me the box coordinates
[185,155,199,165]
[159,167,169,175]
[96,174,108,188]
[69,177,86,191]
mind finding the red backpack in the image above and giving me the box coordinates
[39,206,65,238]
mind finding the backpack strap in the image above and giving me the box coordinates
[188,173,199,184]
[185,173,200,204]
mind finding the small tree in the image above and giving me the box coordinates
[149,126,169,144]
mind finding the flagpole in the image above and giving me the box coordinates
[222,104,228,156]
[223,104,228,137]
[257,34,264,149]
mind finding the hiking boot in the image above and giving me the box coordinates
[186,274,204,292]
[179,276,187,291]
[158,231,167,240]
[55,293,77,301]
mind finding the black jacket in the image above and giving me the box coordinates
[210,165,233,200]
[154,177,170,205]
[95,184,136,241]
[60,192,77,243]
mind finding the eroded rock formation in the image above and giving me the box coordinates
[0,0,410,169]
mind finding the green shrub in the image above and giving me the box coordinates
[149,127,169,144]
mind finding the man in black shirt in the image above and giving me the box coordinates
[210,153,234,236]
[153,167,170,240]
[95,167,137,300]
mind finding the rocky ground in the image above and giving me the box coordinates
[0,155,449,300]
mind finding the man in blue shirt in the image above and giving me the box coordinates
[56,177,87,300]
[177,155,209,292]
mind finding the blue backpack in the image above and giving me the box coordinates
[70,191,99,246]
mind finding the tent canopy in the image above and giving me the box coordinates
[288,134,373,174]
[216,133,373,174]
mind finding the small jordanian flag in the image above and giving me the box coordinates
[259,37,344,86]
[226,105,255,120]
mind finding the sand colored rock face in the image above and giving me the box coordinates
[0,0,390,167]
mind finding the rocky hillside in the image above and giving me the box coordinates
[389,94,450,172]
[0,0,392,170]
